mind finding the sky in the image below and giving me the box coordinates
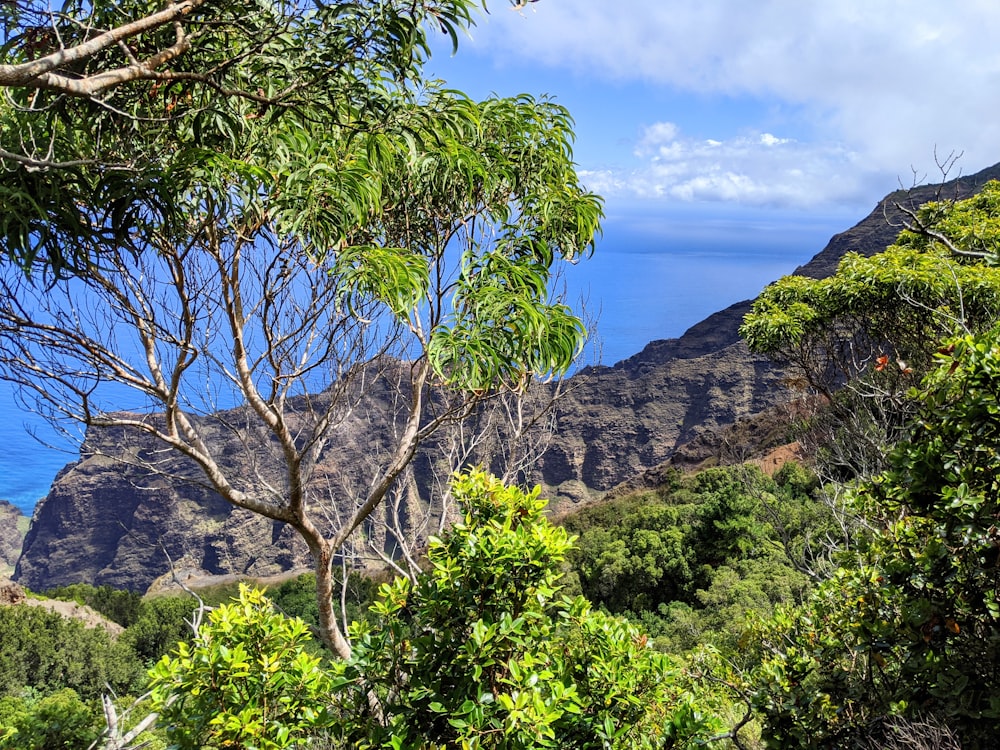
[426,0,1000,215]
[6,0,1000,512]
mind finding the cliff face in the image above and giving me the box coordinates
[18,453,312,591]
[16,163,1000,592]
[0,500,25,576]
[534,300,787,508]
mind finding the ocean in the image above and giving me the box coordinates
[0,205,853,515]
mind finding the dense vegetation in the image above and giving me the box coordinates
[0,410,994,748]
[1,0,602,665]
[561,463,827,655]
[5,0,1000,743]
[9,188,1000,748]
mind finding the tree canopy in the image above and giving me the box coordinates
[148,471,703,750]
[0,0,527,275]
[741,181,1000,384]
[740,180,1000,478]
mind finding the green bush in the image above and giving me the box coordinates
[562,464,822,650]
[0,605,142,701]
[268,570,381,632]
[120,595,201,665]
[747,325,1000,748]
[42,583,144,628]
[330,469,714,749]
[0,688,100,750]
[148,471,726,749]
[148,585,335,750]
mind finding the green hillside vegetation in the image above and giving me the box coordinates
[8,188,1000,750]
[0,405,994,748]
[4,0,1000,741]
[559,463,828,655]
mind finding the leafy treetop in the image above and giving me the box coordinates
[0,0,531,275]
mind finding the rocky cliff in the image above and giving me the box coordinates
[15,163,1000,592]
[533,300,786,505]
[0,501,25,577]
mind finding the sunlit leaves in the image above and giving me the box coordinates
[330,470,679,749]
[741,181,1000,364]
[148,584,335,750]
[429,249,586,391]
[335,244,429,318]
[0,0,535,274]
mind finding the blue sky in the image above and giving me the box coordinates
[427,0,1000,215]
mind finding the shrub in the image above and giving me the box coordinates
[330,469,713,749]
[148,585,335,750]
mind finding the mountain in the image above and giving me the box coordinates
[14,163,1000,592]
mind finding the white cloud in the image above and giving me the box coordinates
[634,121,679,156]
[759,134,788,147]
[461,1,1000,207]
[583,123,870,208]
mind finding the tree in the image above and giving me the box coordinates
[0,688,103,750]
[746,325,1000,748]
[0,58,600,661]
[740,180,1000,478]
[0,0,522,273]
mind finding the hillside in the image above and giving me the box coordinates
[14,162,1000,592]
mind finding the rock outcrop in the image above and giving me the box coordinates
[15,162,1000,592]
[0,501,25,577]
[18,453,313,591]
[533,300,789,508]
[0,578,123,635]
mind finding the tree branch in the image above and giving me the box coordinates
[0,0,205,93]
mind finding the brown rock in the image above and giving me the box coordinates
[0,500,25,576]
[0,578,25,604]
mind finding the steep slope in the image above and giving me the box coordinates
[533,300,785,508]
[16,163,1000,591]
[533,162,1000,506]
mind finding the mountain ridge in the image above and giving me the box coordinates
[13,162,1000,592]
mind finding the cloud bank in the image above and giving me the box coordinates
[582,122,869,208]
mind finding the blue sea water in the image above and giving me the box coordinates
[0,205,853,516]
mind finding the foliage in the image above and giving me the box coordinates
[0,603,142,701]
[268,570,381,634]
[0,0,599,661]
[329,469,708,749]
[0,688,100,750]
[746,325,1000,748]
[562,465,823,653]
[41,582,209,665]
[569,501,699,613]
[741,182,1000,363]
[42,583,144,627]
[142,472,726,748]
[148,584,335,750]
[120,595,202,666]
[0,0,521,275]
[740,180,1000,479]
